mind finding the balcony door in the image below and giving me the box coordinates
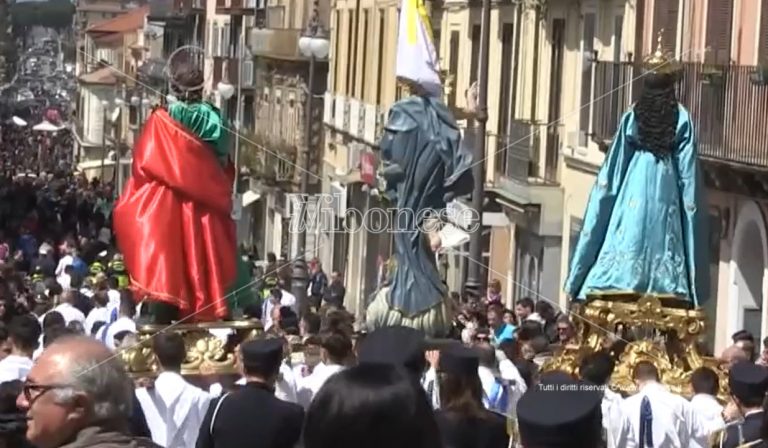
[651,0,679,55]
[704,0,733,65]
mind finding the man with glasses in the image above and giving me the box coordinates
[16,335,158,448]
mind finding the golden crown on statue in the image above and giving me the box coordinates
[643,29,683,75]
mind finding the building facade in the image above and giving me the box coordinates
[203,0,330,262]
[323,0,404,318]
[74,7,148,182]
[558,0,768,354]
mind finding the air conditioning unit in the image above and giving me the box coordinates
[241,60,254,86]
[363,103,378,143]
[334,96,345,130]
[323,92,334,125]
[347,98,360,136]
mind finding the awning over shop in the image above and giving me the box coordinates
[242,190,261,207]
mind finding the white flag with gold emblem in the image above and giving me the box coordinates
[396,0,442,97]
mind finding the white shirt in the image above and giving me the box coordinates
[235,362,299,404]
[136,371,213,448]
[57,274,71,290]
[689,393,724,448]
[55,254,73,277]
[279,289,298,314]
[53,302,85,325]
[0,355,33,382]
[603,388,624,448]
[498,359,527,413]
[422,367,440,409]
[95,316,136,350]
[84,305,109,336]
[615,381,724,448]
[296,363,344,408]
[107,289,120,318]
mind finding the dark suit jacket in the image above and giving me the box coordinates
[723,411,766,448]
[435,409,509,448]
[196,382,304,448]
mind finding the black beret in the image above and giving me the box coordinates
[357,326,425,375]
[240,337,284,371]
[729,361,768,402]
[439,345,479,376]
[517,373,603,447]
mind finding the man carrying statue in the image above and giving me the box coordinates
[113,53,254,324]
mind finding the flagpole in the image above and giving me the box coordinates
[465,0,491,297]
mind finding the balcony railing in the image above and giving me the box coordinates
[148,0,204,21]
[240,132,297,186]
[216,0,256,14]
[494,119,556,184]
[590,61,640,147]
[590,61,768,168]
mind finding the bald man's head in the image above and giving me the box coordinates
[721,345,749,368]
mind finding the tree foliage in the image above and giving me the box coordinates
[11,0,75,32]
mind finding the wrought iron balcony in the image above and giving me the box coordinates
[248,28,302,60]
[240,132,297,186]
[148,0,204,22]
[494,119,556,184]
[589,61,768,168]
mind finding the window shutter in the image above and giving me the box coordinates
[212,24,220,57]
[705,0,733,64]
[652,0,679,54]
[759,0,768,63]
[223,23,231,58]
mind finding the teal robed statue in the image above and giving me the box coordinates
[564,41,710,307]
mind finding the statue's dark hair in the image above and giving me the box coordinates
[634,72,679,159]
[169,63,204,103]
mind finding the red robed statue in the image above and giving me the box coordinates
[113,108,236,322]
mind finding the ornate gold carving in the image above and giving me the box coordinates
[643,29,682,75]
[119,320,263,377]
[540,292,729,402]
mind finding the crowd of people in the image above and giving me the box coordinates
[5,285,768,448]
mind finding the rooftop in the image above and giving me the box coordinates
[86,6,148,34]
[78,66,122,85]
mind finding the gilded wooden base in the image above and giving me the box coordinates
[541,292,729,401]
[118,320,263,377]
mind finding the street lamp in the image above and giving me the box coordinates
[293,1,329,316]
[465,0,491,298]
[217,80,235,101]
[100,99,110,182]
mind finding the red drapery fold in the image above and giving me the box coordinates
[113,109,236,322]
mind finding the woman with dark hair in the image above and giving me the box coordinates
[303,363,441,448]
[435,345,509,448]
[564,35,709,307]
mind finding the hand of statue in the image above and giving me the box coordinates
[465,81,479,113]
